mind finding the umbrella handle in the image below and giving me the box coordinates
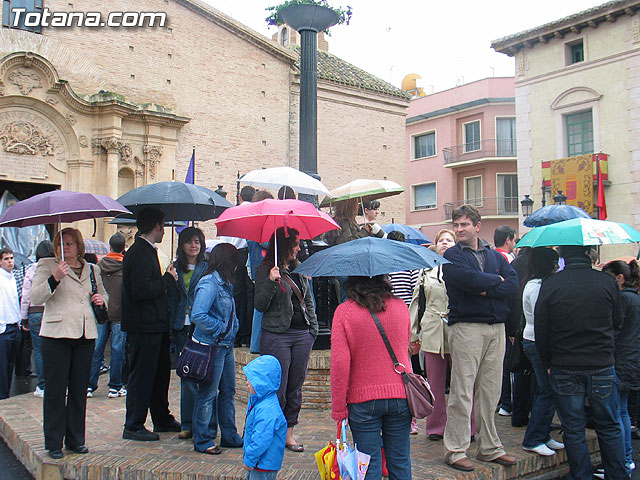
[274,216,277,269]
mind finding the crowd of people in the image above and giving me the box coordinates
[0,197,638,480]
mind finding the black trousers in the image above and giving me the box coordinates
[14,328,33,376]
[233,248,253,345]
[41,336,94,451]
[0,324,20,399]
[125,332,173,431]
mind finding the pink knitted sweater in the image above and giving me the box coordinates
[330,297,412,421]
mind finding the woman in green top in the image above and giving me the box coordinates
[168,227,209,439]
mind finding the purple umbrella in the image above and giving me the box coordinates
[0,190,131,228]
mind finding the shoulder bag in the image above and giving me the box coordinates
[89,265,109,325]
[370,311,435,419]
[176,307,234,384]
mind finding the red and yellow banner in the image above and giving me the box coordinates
[545,154,594,214]
[542,153,608,187]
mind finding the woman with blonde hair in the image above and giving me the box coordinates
[409,229,475,440]
[31,227,108,459]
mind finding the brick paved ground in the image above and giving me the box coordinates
[0,348,598,480]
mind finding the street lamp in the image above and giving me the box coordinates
[553,190,567,205]
[214,185,227,199]
[520,194,534,217]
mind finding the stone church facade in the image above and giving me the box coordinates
[0,0,409,246]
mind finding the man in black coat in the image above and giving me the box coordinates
[121,207,179,441]
[535,245,625,479]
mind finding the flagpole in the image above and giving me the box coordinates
[192,146,195,227]
[596,153,600,220]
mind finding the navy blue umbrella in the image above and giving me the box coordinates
[293,237,448,277]
[381,223,431,245]
[523,204,591,228]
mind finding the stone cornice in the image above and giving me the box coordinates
[492,0,640,56]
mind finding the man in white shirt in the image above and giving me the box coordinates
[0,247,21,399]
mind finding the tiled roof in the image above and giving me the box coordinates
[492,0,640,54]
[293,47,410,100]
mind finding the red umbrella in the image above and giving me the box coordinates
[215,199,339,249]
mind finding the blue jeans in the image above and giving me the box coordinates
[522,340,556,448]
[173,327,217,435]
[550,366,626,480]
[246,470,278,480]
[617,388,633,469]
[28,312,45,390]
[249,309,262,354]
[189,345,242,452]
[348,398,412,480]
[88,321,126,390]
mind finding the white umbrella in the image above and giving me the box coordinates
[239,166,331,197]
[319,179,404,207]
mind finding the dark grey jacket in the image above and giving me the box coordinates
[254,262,318,337]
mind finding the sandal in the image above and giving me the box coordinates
[202,445,222,455]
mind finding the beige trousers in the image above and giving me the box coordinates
[443,322,506,464]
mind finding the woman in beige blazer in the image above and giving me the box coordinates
[409,229,475,440]
[31,227,107,459]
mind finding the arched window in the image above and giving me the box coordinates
[281,27,289,47]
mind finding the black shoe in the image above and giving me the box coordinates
[153,419,181,433]
[66,445,89,454]
[428,434,443,441]
[48,449,63,459]
[123,428,159,441]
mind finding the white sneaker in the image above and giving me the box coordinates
[498,407,512,416]
[523,444,555,456]
[86,388,93,398]
[107,388,119,398]
[593,472,604,480]
[628,462,636,471]
[545,439,564,450]
[117,387,127,397]
[33,386,44,398]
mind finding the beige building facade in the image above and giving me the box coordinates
[0,0,408,248]
[492,0,640,259]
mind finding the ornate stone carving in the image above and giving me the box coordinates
[517,51,526,77]
[78,135,89,148]
[143,145,163,179]
[46,97,58,106]
[0,121,55,156]
[65,113,76,125]
[120,144,133,163]
[633,16,640,43]
[7,69,43,95]
[101,136,123,152]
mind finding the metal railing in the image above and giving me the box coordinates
[443,196,520,219]
[442,138,517,165]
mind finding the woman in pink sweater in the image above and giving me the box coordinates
[331,275,412,480]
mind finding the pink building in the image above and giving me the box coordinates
[405,77,519,243]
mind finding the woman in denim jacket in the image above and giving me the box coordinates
[189,243,243,454]
[168,227,209,439]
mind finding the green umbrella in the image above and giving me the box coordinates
[517,218,640,248]
[319,179,403,207]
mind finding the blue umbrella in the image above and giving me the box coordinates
[523,204,591,228]
[381,223,431,245]
[293,237,448,277]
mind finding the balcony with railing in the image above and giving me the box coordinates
[442,138,517,167]
[443,196,519,219]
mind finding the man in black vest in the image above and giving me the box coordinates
[121,207,179,441]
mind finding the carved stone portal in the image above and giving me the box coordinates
[0,121,55,156]
[7,69,43,95]
[143,145,163,179]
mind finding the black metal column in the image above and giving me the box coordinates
[299,28,318,178]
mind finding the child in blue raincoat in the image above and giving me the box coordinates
[243,355,287,479]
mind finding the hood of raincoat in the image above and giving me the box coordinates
[243,355,281,400]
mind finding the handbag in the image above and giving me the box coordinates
[176,308,234,383]
[89,265,109,325]
[507,322,532,374]
[370,311,435,419]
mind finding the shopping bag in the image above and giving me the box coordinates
[336,420,370,480]
[315,440,341,480]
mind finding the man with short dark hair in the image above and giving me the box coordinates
[442,205,519,472]
[0,248,20,399]
[122,208,179,441]
[535,245,625,479]
[88,233,127,398]
[493,225,516,263]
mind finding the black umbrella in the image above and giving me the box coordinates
[116,182,232,221]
